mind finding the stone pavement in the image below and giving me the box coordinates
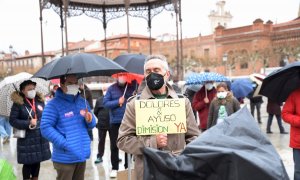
[0,98,294,179]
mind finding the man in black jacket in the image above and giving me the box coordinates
[249,95,263,124]
[93,90,110,164]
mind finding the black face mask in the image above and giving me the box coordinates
[146,73,165,90]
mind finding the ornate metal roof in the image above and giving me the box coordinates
[44,0,175,22]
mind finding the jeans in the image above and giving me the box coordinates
[266,114,285,133]
[250,102,261,122]
[0,116,11,138]
[294,149,300,180]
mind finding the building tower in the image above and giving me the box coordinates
[208,0,233,33]
[298,1,300,17]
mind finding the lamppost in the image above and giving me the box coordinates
[8,45,14,75]
[222,53,228,76]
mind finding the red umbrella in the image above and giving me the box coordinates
[112,72,144,84]
[50,78,60,84]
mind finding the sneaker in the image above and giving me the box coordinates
[280,131,289,134]
[94,157,103,164]
[110,170,117,178]
[266,131,273,134]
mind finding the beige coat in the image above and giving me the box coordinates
[117,84,200,180]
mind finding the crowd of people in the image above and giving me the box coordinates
[0,54,296,180]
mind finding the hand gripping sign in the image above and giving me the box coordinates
[135,98,187,135]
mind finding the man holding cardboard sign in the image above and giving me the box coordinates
[117,55,200,180]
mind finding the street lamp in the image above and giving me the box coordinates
[8,45,14,75]
[222,53,228,76]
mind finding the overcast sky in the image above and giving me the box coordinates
[0,0,299,54]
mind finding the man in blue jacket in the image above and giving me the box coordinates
[41,75,96,180]
[103,74,136,178]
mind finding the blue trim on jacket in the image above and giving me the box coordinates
[41,88,96,164]
[103,83,135,124]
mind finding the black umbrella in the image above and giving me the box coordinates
[259,61,300,102]
[113,54,146,75]
[143,107,289,180]
[33,53,127,80]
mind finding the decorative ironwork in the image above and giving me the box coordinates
[43,0,173,22]
[40,0,177,65]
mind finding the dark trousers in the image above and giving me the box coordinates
[97,127,128,170]
[250,102,261,122]
[294,149,300,180]
[110,123,121,170]
[97,128,109,158]
[53,161,86,180]
[266,114,285,132]
[88,129,93,141]
[22,163,40,179]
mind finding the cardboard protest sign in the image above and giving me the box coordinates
[135,98,186,135]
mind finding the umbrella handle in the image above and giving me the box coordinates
[120,95,125,107]
[120,84,128,107]
[205,88,207,98]
[80,79,88,110]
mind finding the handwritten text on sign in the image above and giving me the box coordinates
[135,98,186,135]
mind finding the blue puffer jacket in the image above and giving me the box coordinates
[41,88,96,164]
[103,82,136,124]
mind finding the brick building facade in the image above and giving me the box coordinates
[144,17,300,77]
[1,18,299,79]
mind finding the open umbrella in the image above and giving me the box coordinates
[184,72,203,92]
[185,72,229,85]
[33,53,127,80]
[111,73,144,84]
[249,73,265,97]
[231,78,253,99]
[113,53,146,75]
[0,72,32,89]
[249,73,265,82]
[143,107,289,180]
[0,77,50,117]
[260,61,300,102]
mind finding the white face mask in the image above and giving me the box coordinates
[118,77,127,84]
[26,90,36,99]
[66,84,79,96]
[217,91,228,99]
[205,83,214,90]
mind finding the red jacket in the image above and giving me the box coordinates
[282,88,300,149]
[192,87,217,130]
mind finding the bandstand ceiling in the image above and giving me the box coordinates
[46,0,173,12]
[44,0,174,21]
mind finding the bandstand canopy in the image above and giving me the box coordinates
[45,0,174,17]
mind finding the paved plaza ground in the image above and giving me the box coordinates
[0,98,294,179]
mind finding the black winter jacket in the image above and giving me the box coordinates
[94,96,110,129]
[9,91,51,164]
